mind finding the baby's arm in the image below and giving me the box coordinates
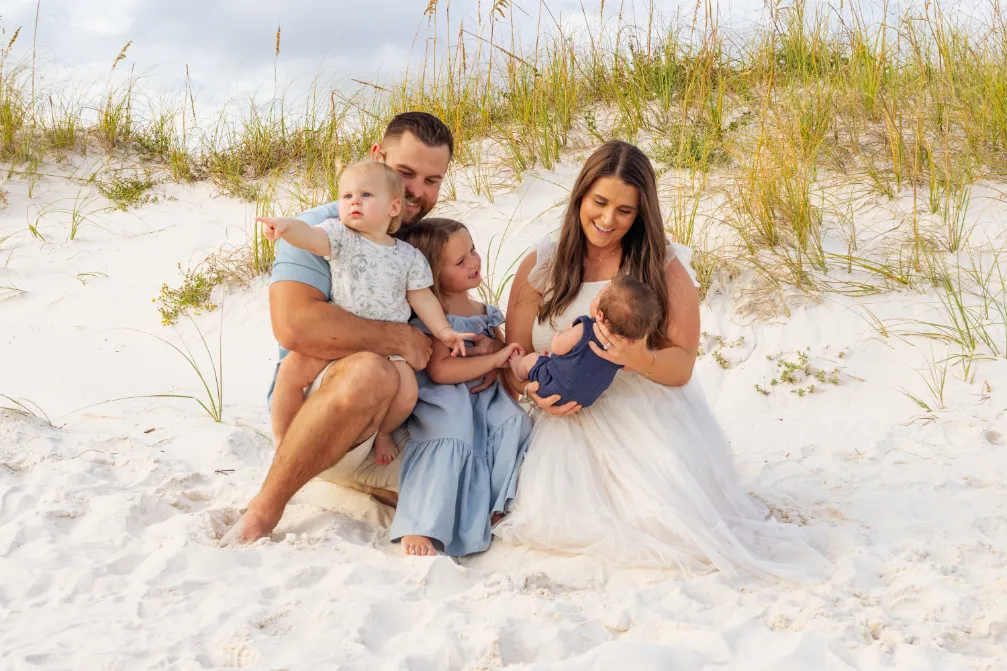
[256,217,330,257]
[548,322,584,356]
[407,288,474,357]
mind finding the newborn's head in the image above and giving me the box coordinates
[595,275,661,341]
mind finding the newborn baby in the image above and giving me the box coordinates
[510,274,661,408]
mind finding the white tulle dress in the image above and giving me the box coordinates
[492,238,831,581]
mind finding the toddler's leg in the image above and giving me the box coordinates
[509,351,542,382]
[271,352,330,447]
[374,360,417,466]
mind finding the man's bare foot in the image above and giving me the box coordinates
[402,535,438,556]
[219,505,280,547]
[374,433,399,466]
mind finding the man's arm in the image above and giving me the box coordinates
[269,282,430,369]
[295,201,341,226]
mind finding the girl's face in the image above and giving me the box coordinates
[438,228,482,294]
[578,176,639,252]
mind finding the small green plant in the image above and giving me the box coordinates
[97,173,157,210]
[155,263,222,326]
[712,349,730,369]
[755,384,771,396]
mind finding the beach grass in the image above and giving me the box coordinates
[2,0,1007,326]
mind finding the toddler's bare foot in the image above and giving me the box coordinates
[402,535,438,556]
[374,433,399,466]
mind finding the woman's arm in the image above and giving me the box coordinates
[502,253,541,394]
[503,252,581,415]
[590,257,700,386]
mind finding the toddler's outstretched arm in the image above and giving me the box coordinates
[257,217,330,257]
[407,288,475,357]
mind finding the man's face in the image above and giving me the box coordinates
[371,131,451,225]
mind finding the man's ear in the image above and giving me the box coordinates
[370,143,384,161]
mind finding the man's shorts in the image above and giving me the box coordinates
[303,361,404,492]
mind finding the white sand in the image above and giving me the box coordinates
[2,155,1006,670]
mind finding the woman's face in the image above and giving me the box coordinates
[578,176,639,252]
[438,228,482,293]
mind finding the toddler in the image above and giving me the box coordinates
[510,274,661,408]
[258,160,472,464]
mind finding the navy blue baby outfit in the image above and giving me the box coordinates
[527,316,624,408]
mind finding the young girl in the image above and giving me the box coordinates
[389,218,532,557]
[257,160,472,466]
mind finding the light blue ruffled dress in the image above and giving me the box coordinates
[390,305,532,557]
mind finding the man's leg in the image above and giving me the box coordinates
[223,352,399,544]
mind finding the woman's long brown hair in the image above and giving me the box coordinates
[538,140,670,349]
[398,217,468,305]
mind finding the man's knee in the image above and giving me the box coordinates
[321,352,399,402]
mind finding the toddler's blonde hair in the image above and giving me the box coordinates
[339,160,406,233]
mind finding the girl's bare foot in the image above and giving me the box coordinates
[374,433,399,466]
[402,535,438,556]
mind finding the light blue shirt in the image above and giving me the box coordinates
[265,201,341,406]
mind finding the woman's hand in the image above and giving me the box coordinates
[525,381,582,416]
[588,311,650,371]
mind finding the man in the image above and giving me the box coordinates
[225,112,497,544]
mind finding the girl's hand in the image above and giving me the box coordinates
[588,311,649,370]
[256,217,289,242]
[439,328,476,358]
[525,381,581,416]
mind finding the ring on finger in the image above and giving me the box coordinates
[602,342,612,350]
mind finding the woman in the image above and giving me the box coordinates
[495,140,830,581]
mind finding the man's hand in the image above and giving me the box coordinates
[466,333,504,357]
[470,370,499,394]
[399,325,434,371]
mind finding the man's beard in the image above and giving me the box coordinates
[401,191,432,226]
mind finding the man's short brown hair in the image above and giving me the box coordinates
[383,112,454,159]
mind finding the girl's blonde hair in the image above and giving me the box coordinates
[398,217,469,304]
[339,160,406,233]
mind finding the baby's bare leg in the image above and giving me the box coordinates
[271,352,330,447]
[509,351,542,382]
[374,360,417,466]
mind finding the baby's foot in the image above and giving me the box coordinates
[508,352,526,380]
[402,535,438,556]
[374,433,399,466]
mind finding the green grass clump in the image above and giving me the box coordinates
[155,263,222,326]
[97,173,157,210]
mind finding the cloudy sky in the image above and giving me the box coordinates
[1,1,773,105]
[2,0,986,113]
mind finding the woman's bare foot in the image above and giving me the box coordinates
[374,433,399,466]
[219,503,281,547]
[402,535,438,556]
